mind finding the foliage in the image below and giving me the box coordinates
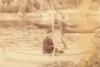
[0,0,81,13]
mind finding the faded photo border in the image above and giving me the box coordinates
[0,0,100,67]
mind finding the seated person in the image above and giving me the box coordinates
[43,29,64,54]
[43,35,54,54]
[43,29,54,54]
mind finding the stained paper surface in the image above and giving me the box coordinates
[0,0,100,67]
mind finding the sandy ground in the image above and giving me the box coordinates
[0,47,94,67]
[0,27,95,67]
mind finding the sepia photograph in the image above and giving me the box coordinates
[0,0,100,67]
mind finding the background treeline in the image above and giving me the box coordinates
[0,0,99,13]
[0,0,81,13]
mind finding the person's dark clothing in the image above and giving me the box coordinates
[43,37,54,54]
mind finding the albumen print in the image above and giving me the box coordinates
[0,0,100,67]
